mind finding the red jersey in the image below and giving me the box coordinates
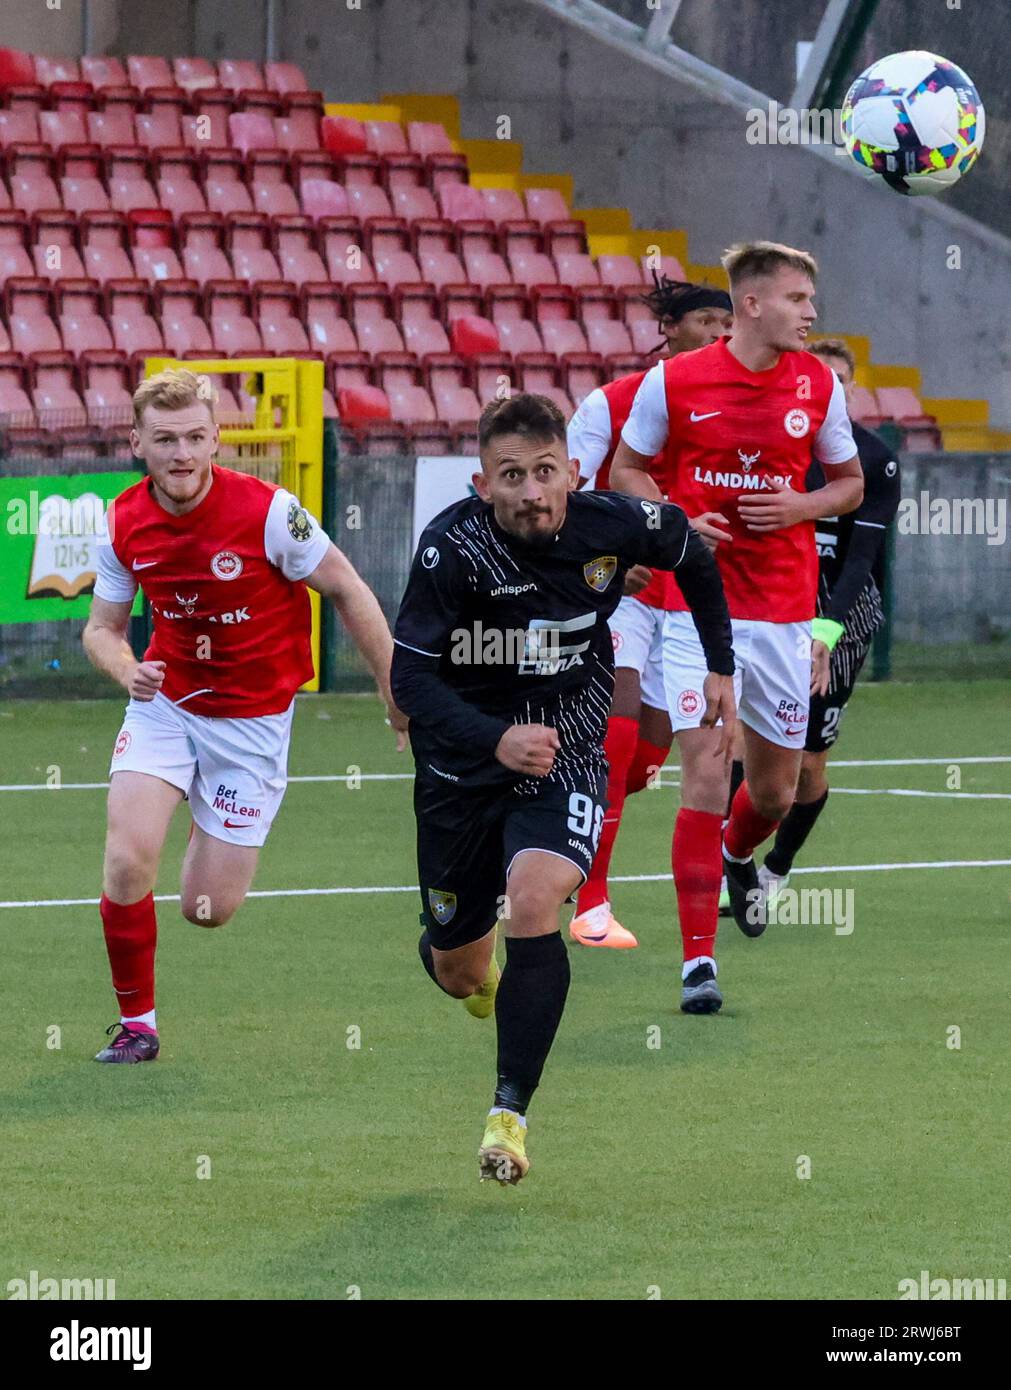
[98,465,329,717]
[566,371,674,610]
[622,339,855,622]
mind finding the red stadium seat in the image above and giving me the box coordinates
[541,319,588,355]
[82,210,133,282]
[0,351,35,423]
[247,149,300,216]
[57,278,113,353]
[30,350,86,428]
[471,352,514,401]
[642,253,687,282]
[105,146,158,212]
[576,284,620,324]
[202,149,253,216]
[365,121,407,155]
[323,222,375,285]
[544,220,587,258]
[563,353,606,404]
[597,253,643,288]
[177,111,226,151]
[337,383,391,422]
[392,185,439,222]
[0,48,37,88]
[264,62,309,95]
[440,284,485,324]
[229,112,276,157]
[0,211,34,279]
[32,209,86,280]
[0,108,40,147]
[205,279,262,354]
[303,285,357,355]
[106,278,164,354]
[418,248,467,290]
[274,113,320,154]
[57,143,109,213]
[405,421,455,455]
[406,122,454,157]
[273,215,327,286]
[499,219,543,259]
[301,178,350,222]
[355,318,404,356]
[346,184,393,221]
[618,284,653,323]
[450,315,500,356]
[480,188,526,224]
[227,211,281,284]
[427,358,481,423]
[256,281,310,353]
[34,56,81,87]
[134,108,182,150]
[394,280,440,323]
[586,318,633,356]
[382,151,426,191]
[410,217,456,259]
[554,252,599,287]
[439,183,487,223]
[153,148,206,217]
[154,280,212,357]
[7,145,61,214]
[240,92,285,121]
[849,386,885,425]
[6,278,62,354]
[217,60,265,94]
[387,381,437,424]
[875,387,941,448]
[180,211,232,284]
[402,317,450,357]
[629,318,666,357]
[374,249,422,289]
[49,82,95,118]
[524,187,569,225]
[172,57,217,93]
[87,107,135,148]
[81,56,128,90]
[508,250,558,289]
[329,351,373,393]
[486,283,532,323]
[496,319,543,355]
[363,214,410,260]
[132,242,184,282]
[531,283,577,325]
[321,115,368,156]
[463,248,512,290]
[127,57,178,93]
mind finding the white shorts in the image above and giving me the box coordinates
[608,594,666,710]
[662,611,812,749]
[109,692,295,847]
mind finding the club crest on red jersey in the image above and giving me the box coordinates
[784,408,810,438]
[210,550,243,581]
[583,555,617,592]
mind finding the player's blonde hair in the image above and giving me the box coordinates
[721,241,819,292]
[132,368,218,428]
[807,337,856,376]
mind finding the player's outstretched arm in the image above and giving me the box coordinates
[306,542,408,746]
[83,596,165,701]
[609,440,663,501]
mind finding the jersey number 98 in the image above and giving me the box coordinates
[567,792,604,850]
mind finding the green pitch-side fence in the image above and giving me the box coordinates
[0,430,1008,699]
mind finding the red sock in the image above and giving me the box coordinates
[625,736,672,795]
[575,715,638,914]
[723,780,780,861]
[100,892,157,1018]
[672,807,723,963]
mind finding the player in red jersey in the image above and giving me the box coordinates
[611,242,864,1012]
[83,369,406,1062]
[566,279,733,949]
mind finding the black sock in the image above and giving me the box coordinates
[765,790,828,877]
[418,925,454,996]
[726,759,745,819]
[493,932,570,1116]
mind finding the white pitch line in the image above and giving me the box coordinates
[829,788,1011,800]
[2,858,1009,911]
[1,754,1009,793]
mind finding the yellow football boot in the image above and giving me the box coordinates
[478,1109,530,1185]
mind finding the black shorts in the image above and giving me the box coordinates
[806,634,873,753]
[415,764,608,952]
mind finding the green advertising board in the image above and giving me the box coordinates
[0,471,144,624]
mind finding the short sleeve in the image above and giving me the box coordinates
[263,489,330,582]
[620,362,669,456]
[93,534,139,603]
[813,373,858,466]
[393,534,467,659]
[567,387,613,481]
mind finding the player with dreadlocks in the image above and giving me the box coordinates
[564,276,732,957]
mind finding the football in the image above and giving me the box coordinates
[841,49,985,196]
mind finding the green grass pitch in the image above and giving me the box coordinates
[1,681,1008,1300]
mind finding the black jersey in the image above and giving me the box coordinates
[392,489,733,788]
[806,421,901,640]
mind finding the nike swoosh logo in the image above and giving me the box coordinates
[132,560,157,570]
[223,819,254,828]
[690,410,722,422]
[785,728,805,738]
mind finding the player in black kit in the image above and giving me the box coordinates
[758,340,902,902]
[391,394,736,1184]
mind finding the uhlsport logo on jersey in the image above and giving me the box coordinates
[428,888,457,925]
[784,408,810,438]
[583,555,617,592]
[421,546,440,570]
[210,550,243,581]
